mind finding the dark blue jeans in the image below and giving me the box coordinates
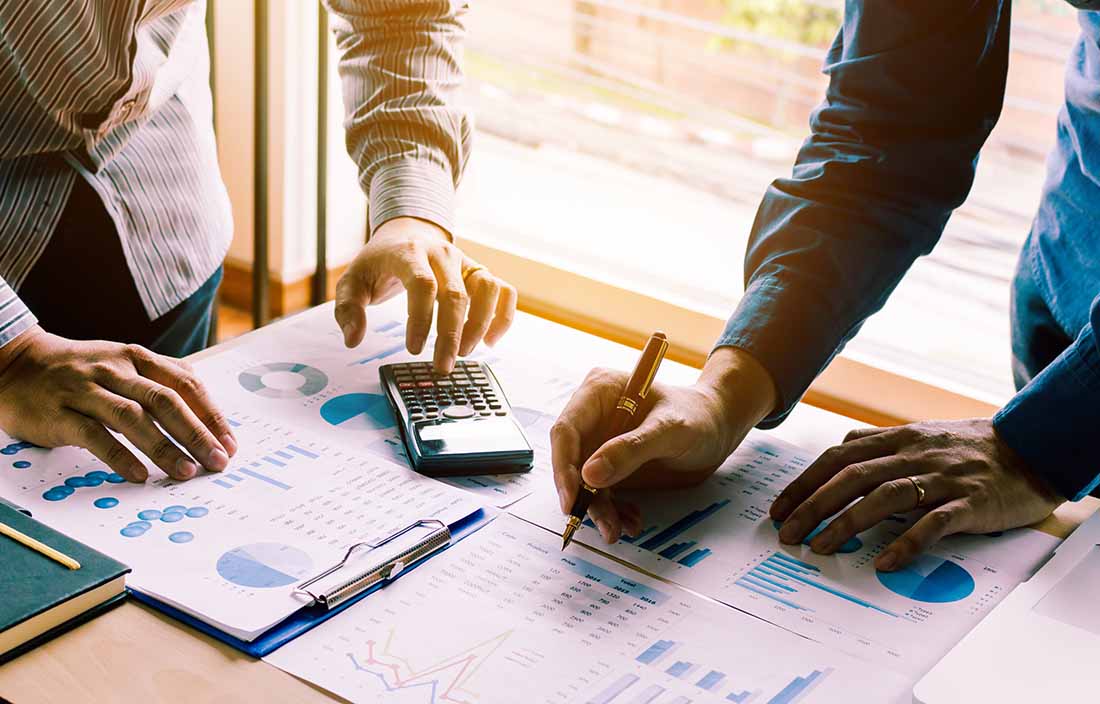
[18,176,221,358]
[1010,250,1073,393]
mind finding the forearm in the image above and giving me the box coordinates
[717,0,1010,426]
[323,0,471,237]
[0,278,37,350]
[994,297,1100,501]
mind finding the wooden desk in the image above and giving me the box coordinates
[1,309,1095,703]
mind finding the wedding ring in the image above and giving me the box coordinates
[461,263,487,285]
[908,476,927,508]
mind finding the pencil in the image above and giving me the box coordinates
[0,520,81,570]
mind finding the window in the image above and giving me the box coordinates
[454,0,1082,408]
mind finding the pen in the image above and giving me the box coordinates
[0,520,81,570]
[562,331,669,550]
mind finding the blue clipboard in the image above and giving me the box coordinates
[127,508,493,657]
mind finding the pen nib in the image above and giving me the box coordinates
[561,523,578,551]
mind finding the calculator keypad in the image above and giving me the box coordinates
[390,361,505,421]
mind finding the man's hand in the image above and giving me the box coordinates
[334,217,517,374]
[770,418,1064,571]
[551,347,777,543]
[0,327,237,482]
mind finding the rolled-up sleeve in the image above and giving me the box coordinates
[714,0,1011,427]
[323,0,472,237]
[0,278,37,348]
[994,294,1100,501]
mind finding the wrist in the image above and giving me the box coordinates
[697,346,778,429]
[372,216,453,244]
[0,324,43,392]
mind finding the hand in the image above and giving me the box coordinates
[0,327,237,482]
[550,347,777,543]
[769,418,1064,571]
[334,217,517,374]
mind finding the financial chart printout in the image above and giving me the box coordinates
[265,515,909,704]
[0,408,480,641]
[512,434,1059,677]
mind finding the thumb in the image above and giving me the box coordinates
[333,266,372,348]
[581,417,682,489]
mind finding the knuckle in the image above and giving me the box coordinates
[104,442,131,468]
[929,508,956,530]
[830,514,855,536]
[145,386,182,415]
[112,399,144,428]
[440,287,468,306]
[123,343,153,363]
[879,479,908,503]
[150,438,179,462]
[88,362,118,384]
[838,462,871,485]
[893,533,923,557]
[176,359,195,374]
[549,419,575,443]
[174,373,204,399]
[410,274,437,298]
[75,420,102,445]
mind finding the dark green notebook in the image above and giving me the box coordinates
[0,503,130,664]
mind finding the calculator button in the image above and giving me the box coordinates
[472,403,486,410]
[425,404,439,412]
[495,410,508,416]
[479,411,492,416]
[409,413,424,422]
[417,381,435,388]
[443,406,476,419]
[454,379,472,387]
[436,380,453,387]
[488,403,502,410]
[397,382,416,389]
[474,379,491,387]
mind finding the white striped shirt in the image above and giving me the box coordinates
[0,0,471,348]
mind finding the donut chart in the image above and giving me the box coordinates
[238,363,328,399]
[876,554,975,603]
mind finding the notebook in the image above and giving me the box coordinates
[0,503,130,664]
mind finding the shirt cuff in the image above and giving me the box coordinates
[0,280,38,349]
[368,159,457,239]
[993,325,1100,501]
[714,276,849,429]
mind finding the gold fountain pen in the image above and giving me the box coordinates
[562,331,669,549]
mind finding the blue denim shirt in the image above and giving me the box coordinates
[716,1,1100,500]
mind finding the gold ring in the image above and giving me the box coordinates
[908,476,927,508]
[461,263,487,284]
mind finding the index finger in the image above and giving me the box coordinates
[391,247,438,355]
[549,369,625,510]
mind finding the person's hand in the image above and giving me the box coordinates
[551,347,777,543]
[769,418,1064,571]
[334,217,517,374]
[0,327,237,482]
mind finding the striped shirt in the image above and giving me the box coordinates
[0,0,471,348]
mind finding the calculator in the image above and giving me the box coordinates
[379,361,534,477]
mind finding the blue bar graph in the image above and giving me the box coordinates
[213,479,234,489]
[638,500,731,551]
[274,450,293,460]
[697,670,725,691]
[354,342,406,366]
[636,640,676,665]
[659,541,696,560]
[262,456,286,467]
[666,661,693,678]
[227,418,242,427]
[679,548,712,567]
[766,667,832,704]
[239,467,291,490]
[736,553,899,617]
[588,674,638,704]
[227,474,244,482]
[630,684,664,704]
[287,444,319,459]
[726,690,757,703]
[620,526,657,544]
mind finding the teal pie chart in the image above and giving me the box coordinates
[876,554,975,603]
[319,393,395,431]
[216,543,313,589]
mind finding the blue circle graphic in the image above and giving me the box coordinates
[160,511,184,523]
[94,497,119,509]
[43,486,75,501]
[65,476,94,488]
[138,509,163,521]
[876,555,975,603]
[169,531,194,544]
[216,543,313,588]
[185,506,209,518]
[164,505,187,513]
[13,460,31,469]
[772,520,862,554]
[238,362,328,399]
[319,393,395,430]
[105,473,127,484]
[120,521,152,538]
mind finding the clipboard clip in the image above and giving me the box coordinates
[294,518,450,610]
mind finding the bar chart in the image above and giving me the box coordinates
[735,552,900,617]
[211,440,320,491]
[583,499,730,568]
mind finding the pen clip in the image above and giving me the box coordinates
[294,518,450,610]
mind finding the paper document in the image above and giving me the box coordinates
[0,407,480,641]
[512,433,1059,677]
[265,515,910,703]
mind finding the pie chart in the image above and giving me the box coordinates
[876,554,975,603]
[216,543,314,589]
[238,363,328,398]
[319,393,395,430]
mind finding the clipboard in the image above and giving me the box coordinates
[127,508,492,657]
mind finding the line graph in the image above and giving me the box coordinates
[346,627,513,703]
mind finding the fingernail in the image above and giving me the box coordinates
[585,458,612,485]
[779,519,802,543]
[877,551,897,571]
[207,447,229,471]
[176,458,199,479]
[220,434,238,457]
[409,335,426,354]
[128,466,149,483]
